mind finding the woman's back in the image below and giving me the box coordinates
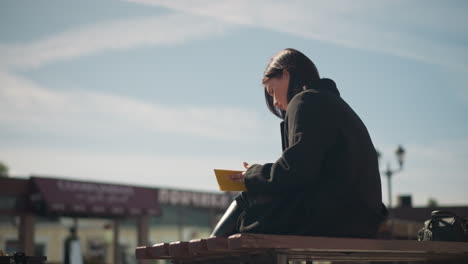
[240,79,386,237]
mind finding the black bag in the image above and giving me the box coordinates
[418,210,468,242]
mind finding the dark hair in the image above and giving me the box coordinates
[262,48,320,119]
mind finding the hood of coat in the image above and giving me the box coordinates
[303,78,340,96]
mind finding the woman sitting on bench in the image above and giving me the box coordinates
[211,48,388,238]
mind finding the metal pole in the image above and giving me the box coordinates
[137,216,149,264]
[387,174,392,208]
[178,207,182,241]
[137,215,149,247]
[113,219,121,264]
[385,163,393,209]
[19,213,35,255]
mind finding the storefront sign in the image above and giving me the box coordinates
[31,177,160,216]
[158,189,231,209]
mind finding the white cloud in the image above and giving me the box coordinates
[1,147,273,191]
[0,147,237,191]
[0,12,258,141]
[126,0,468,71]
[0,71,261,140]
[0,13,230,70]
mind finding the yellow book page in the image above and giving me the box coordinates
[214,169,247,191]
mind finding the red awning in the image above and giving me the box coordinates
[30,177,160,217]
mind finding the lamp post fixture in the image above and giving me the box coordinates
[377,145,406,208]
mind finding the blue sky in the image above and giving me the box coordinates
[1,0,467,206]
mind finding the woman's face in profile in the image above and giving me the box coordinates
[265,70,290,111]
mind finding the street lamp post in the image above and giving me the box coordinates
[377,145,406,208]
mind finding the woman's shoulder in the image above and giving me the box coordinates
[288,89,330,111]
[287,78,342,113]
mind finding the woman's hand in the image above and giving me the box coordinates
[229,162,250,183]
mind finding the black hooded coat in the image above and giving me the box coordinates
[238,78,387,238]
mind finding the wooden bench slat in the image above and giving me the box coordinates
[148,242,170,259]
[281,250,466,262]
[206,236,229,251]
[135,246,148,259]
[188,238,208,255]
[137,233,468,262]
[228,233,468,253]
[169,241,190,258]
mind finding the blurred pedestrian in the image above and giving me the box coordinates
[63,227,83,264]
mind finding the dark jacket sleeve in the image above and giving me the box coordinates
[244,91,337,194]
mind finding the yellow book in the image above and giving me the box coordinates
[214,169,247,191]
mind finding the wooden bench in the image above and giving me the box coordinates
[136,233,468,263]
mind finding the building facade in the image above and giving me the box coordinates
[0,176,233,264]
